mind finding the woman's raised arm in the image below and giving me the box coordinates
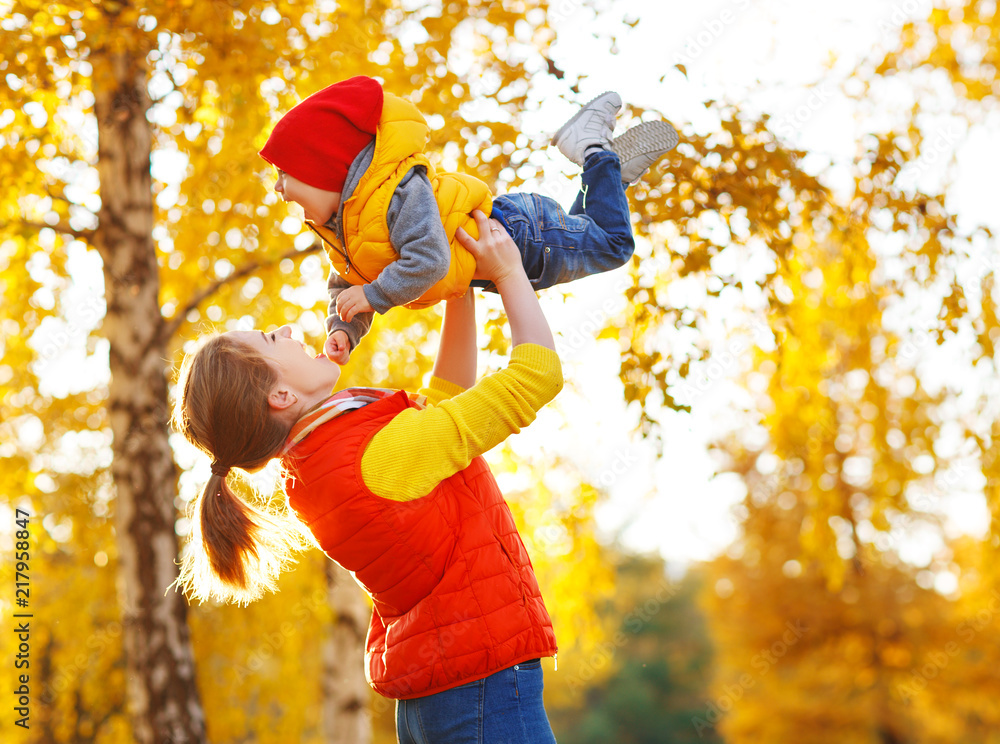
[430,290,477,391]
[359,211,563,501]
[457,210,555,352]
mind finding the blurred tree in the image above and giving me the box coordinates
[611,102,825,431]
[548,554,721,744]
[871,0,1000,595]
[185,549,332,743]
[701,493,956,743]
[0,490,130,741]
[909,536,1000,740]
[874,0,1000,110]
[611,4,995,451]
[693,2,1000,739]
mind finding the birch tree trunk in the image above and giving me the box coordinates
[322,562,372,743]
[92,48,206,744]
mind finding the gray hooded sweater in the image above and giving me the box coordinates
[324,141,452,349]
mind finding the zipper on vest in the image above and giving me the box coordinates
[306,222,374,284]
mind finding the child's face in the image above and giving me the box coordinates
[274,171,341,224]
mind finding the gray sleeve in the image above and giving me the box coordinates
[362,167,451,314]
[326,269,373,350]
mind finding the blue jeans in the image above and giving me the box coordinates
[474,149,634,291]
[395,659,557,744]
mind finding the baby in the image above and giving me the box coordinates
[259,76,678,363]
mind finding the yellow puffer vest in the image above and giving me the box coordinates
[308,93,493,309]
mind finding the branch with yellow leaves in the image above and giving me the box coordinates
[18,220,96,242]
[160,240,324,343]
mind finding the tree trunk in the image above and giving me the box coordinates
[93,48,206,744]
[322,562,372,743]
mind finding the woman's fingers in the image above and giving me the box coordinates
[456,210,489,257]
[470,208,491,237]
[459,209,523,285]
[455,225,473,251]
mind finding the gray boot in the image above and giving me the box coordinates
[610,120,679,185]
[550,91,623,167]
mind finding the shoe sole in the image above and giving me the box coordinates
[609,120,679,161]
[550,91,623,147]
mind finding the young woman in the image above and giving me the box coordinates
[172,211,563,742]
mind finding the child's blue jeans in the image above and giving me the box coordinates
[395,659,557,744]
[474,149,634,292]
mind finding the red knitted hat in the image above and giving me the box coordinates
[259,76,384,194]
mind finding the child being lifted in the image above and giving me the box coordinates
[259,76,678,363]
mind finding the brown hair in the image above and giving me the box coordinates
[170,333,311,605]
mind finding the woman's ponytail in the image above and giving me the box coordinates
[201,473,255,588]
[171,334,311,605]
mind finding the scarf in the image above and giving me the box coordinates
[283,387,427,453]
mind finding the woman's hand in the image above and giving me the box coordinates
[456,210,524,288]
[457,210,554,351]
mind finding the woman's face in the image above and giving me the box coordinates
[229,325,341,405]
[274,170,341,224]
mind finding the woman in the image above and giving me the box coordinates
[172,211,562,742]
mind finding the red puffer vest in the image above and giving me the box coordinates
[282,391,558,700]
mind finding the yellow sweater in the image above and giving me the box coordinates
[360,344,563,501]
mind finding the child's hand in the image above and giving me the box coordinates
[456,210,523,287]
[324,330,352,365]
[336,285,373,323]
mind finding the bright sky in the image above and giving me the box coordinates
[506,0,1000,572]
